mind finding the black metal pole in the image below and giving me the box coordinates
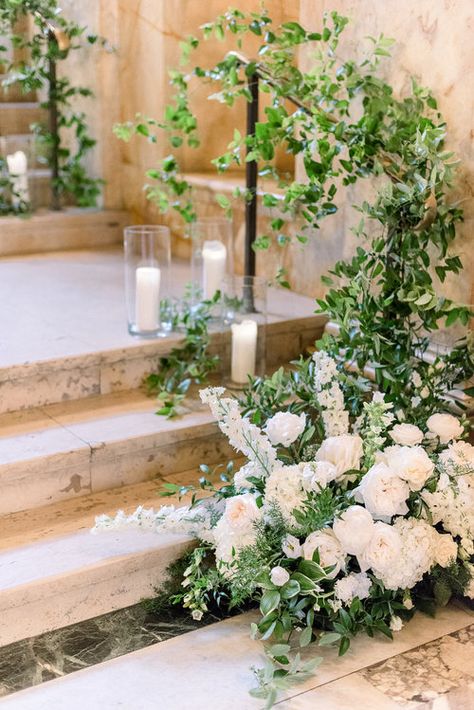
[244,72,259,278]
[48,32,61,211]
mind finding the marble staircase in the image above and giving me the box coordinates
[0,244,324,652]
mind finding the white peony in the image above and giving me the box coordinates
[270,566,290,587]
[282,534,302,559]
[265,411,306,447]
[301,461,337,491]
[334,572,372,604]
[358,521,402,575]
[332,505,375,555]
[383,445,435,491]
[302,529,345,578]
[316,434,363,478]
[426,413,464,444]
[355,462,409,520]
[389,423,424,447]
[434,533,458,568]
[264,464,306,525]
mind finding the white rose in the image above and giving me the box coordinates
[282,534,302,559]
[224,493,261,531]
[270,566,290,587]
[303,529,345,578]
[389,616,403,632]
[427,413,464,444]
[358,521,402,574]
[354,462,409,519]
[383,445,435,491]
[434,533,457,568]
[265,411,306,447]
[389,423,424,447]
[333,505,375,555]
[316,434,363,477]
[301,461,337,491]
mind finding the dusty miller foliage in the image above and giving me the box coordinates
[115,8,473,415]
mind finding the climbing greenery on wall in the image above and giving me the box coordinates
[0,0,105,211]
[116,8,473,416]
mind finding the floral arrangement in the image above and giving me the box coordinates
[94,351,474,706]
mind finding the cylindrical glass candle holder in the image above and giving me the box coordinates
[221,275,267,390]
[190,217,234,304]
[124,225,171,337]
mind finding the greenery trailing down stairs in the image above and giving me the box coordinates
[117,8,472,418]
[0,0,106,213]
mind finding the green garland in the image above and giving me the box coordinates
[0,0,105,212]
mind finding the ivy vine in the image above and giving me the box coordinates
[0,0,105,212]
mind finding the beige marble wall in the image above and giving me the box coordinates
[294,0,474,301]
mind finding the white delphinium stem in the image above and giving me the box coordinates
[200,387,277,477]
[313,351,349,436]
[92,503,215,543]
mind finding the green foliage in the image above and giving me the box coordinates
[0,0,105,210]
[145,293,220,417]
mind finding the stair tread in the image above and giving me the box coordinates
[0,247,317,371]
[0,604,471,709]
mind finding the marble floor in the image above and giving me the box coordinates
[0,602,216,698]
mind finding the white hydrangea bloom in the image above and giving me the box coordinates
[264,464,306,525]
[334,572,372,604]
[421,468,474,539]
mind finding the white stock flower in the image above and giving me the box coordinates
[332,505,375,555]
[302,530,345,578]
[382,445,435,491]
[389,423,424,447]
[301,461,336,491]
[358,521,402,575]
[355,462,409,519]
[426,413,464,444]
[264,464,306,525]
[434,533,458,568]
[334,572,372,604]
[265,411,306,447]
[282,534,303,559]
[316,435,363,478]
[270,566,290,587]
[389,616,403,632]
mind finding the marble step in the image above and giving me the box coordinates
[0,81,36,102]
[0,603,471,708]
[0,208,129,257]
[0,102,46,135]
[0,249,324,413]
[0,477,196,646]
[0,390,233,516]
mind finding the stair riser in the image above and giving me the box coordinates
[0,318,324,414]
[0,536,192,647]
[0,426,232,516]
[0,209,129,257]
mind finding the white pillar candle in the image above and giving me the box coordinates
[231,319,258,384]
[202,240,227,299]
[6,150,29,207]
[135,266,161,331]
